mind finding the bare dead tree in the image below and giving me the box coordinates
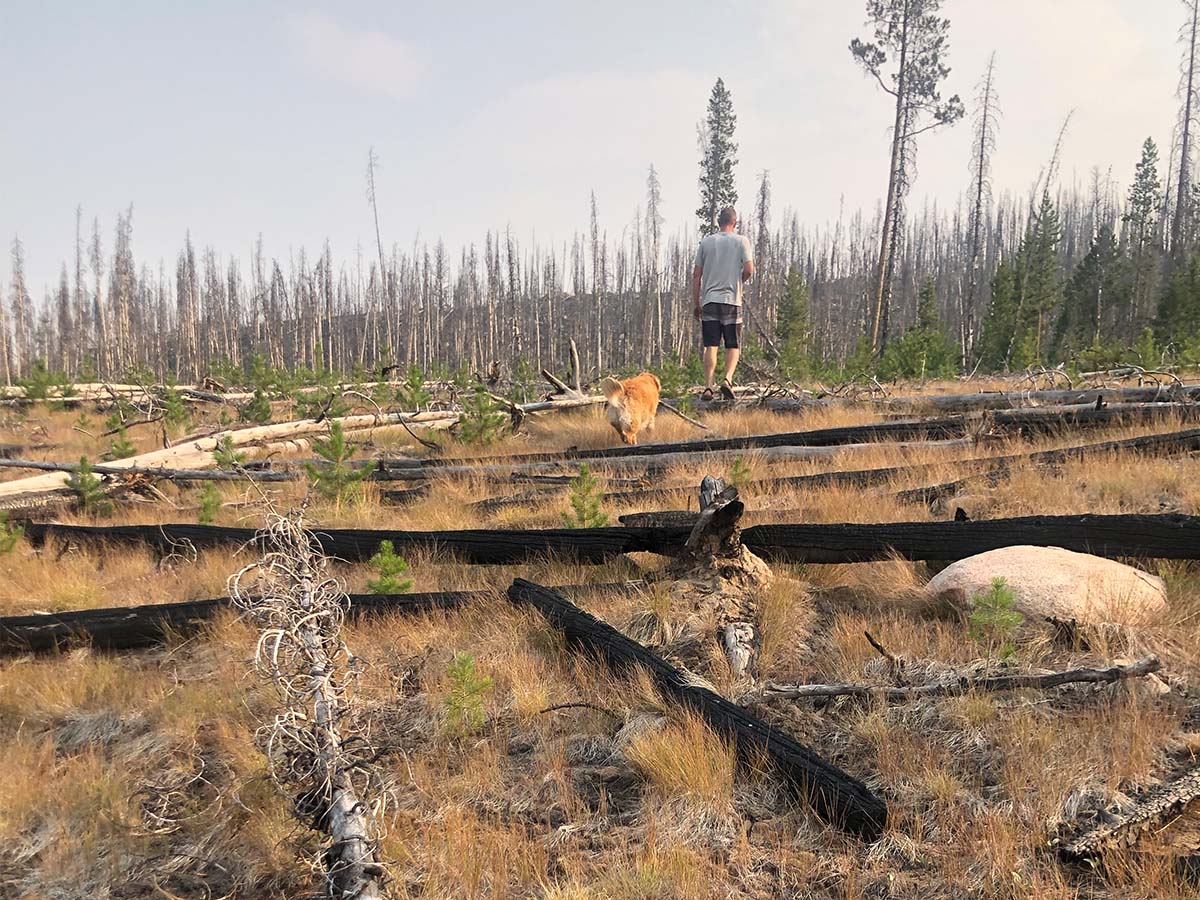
[1172,0,1200,253]
[229,510,388,899]
[962,51,1000,364]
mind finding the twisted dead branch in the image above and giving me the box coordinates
[228,511,388,899]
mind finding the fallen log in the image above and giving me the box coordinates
[0,581,646,654]
[506,578,887,841]
[25,513,1200,565]
[881,384,1200,413]
[22,521,676,564]
[404,402,1200,473]
[759,656,1161,702]
[367,439,973,482]
[1059,760,1200,861]
[599,427,1200,512]
[0,458,297,482]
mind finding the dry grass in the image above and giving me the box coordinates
[3,387,1200,898]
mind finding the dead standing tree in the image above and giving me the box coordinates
[850,0,965,355]
[229,511,388,899]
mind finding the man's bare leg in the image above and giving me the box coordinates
[702,346,719,390]
[723,347,741,386]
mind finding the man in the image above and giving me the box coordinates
[692,205,754,400]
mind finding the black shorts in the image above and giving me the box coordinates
[701,302,743,349]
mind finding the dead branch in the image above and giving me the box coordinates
[760,656,1160,702]
[656,399,709,431]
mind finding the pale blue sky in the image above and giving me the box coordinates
[0,0,1182,292]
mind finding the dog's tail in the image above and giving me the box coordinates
[600,376,624,402]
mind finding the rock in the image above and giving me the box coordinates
[926,545,1167,625]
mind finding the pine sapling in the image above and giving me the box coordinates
[66,456,113,516]
[968,577,1024,659]
[102,426,136,461]
[198,482,222,525]
[444,651,493,736]
[562,463,608,528]
[213,435,247,469]
[365,540,413,593]
[304,422,370,509]
[456,387,508,446]
[729,455,752,488]
[239,387,273,424]
[0,511,24,554]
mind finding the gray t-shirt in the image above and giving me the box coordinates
[694,231,754,306]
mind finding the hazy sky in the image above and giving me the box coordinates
[0,0,1184,293]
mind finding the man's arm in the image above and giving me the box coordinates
[692,265,703,319]
[742,259,755,283]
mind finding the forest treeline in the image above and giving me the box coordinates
[8,1,1200,388]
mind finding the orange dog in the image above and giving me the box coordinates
[599,373,660,445]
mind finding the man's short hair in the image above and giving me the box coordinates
[718,206,737,227]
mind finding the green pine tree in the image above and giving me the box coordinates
[882,279,955,378]
[0,511,24,554]
[305,422,369,509]
[366,540,413,593]
[562,463,608,528]
[968,577,1024,659]
[213,435,247,469]
[1054,225,1128,357]
[443,651,493,736]
[978,261,1019,370]
[66,456,113,516]
[198,482,222,525]
[456,387,508,446]
[101,426,136,461]
[1010,193,1064,367]
[1124,138,1162,337]
[777,264,816,375]
[239,388,272,424]
[696,78,738,235]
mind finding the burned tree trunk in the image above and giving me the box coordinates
[507,578,887,841]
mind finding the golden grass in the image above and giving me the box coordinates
[5,389,1200,898]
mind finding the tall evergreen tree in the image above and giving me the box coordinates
[850,0,965,354]
[696,78,738,235]
[1123,138,1162,335]
[882,278,954,377]
[1009,192,1064,366]
[1157,248,1200,339]
[978,260,1019,371]
[1055,225,1127,354]
[777,264,815,375]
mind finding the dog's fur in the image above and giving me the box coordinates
[599,373,660,445]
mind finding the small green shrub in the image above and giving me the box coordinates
[17,359,74,404]
[444,651,493,736]
[968,577,1024,658]
[101,426,136,461]
[161,385,190,430]
[239,388,273,424]
[0,511,24,554]
[304,422,369,508]
[293,389,349,421]
[366,540,413,593]
[395,364,432,410]
[562,463,608,528]
[729,456,752,488]
[456,387,508,446]
[66,456,113,516]
[213,435,246,469]
[198,482,222,525]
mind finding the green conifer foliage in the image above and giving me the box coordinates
[366,540,413,593]
[696,78,738,235]
[304,422,369,509]
[562,463,608,528]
